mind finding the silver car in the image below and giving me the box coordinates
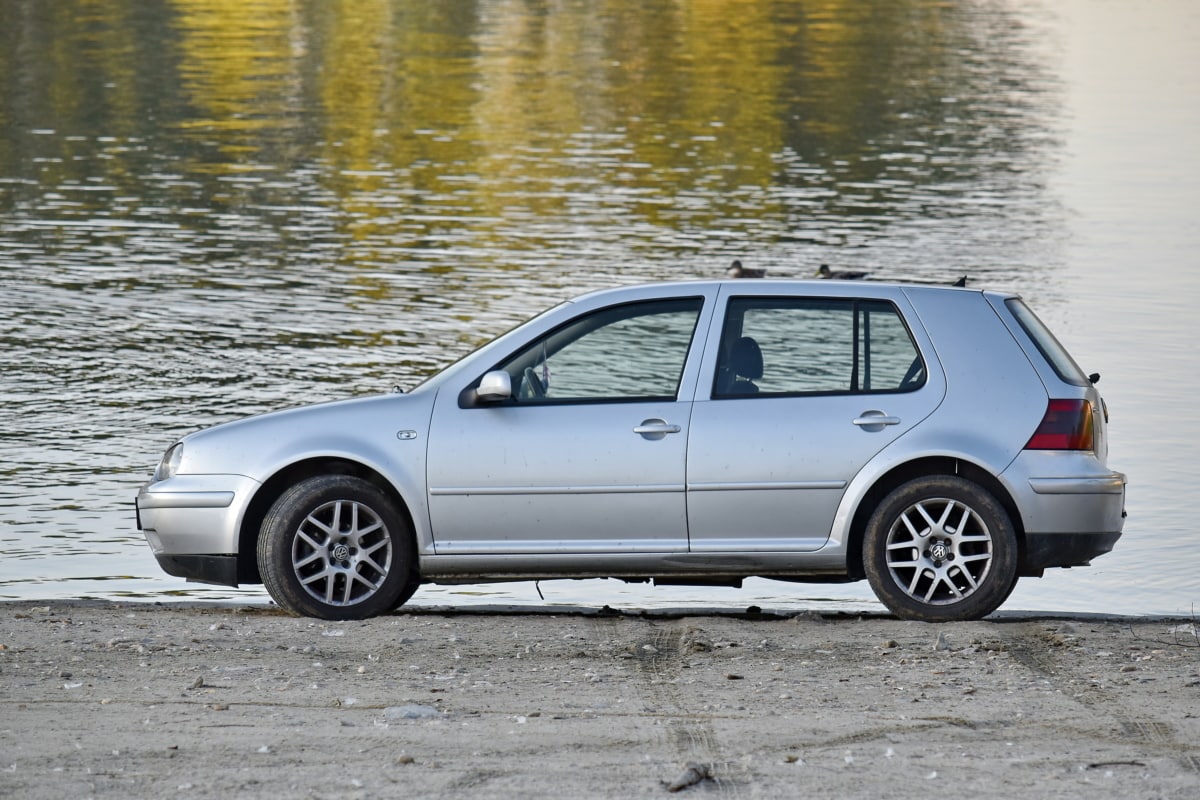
[136,280,1126,622]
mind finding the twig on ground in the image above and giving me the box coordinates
[1127,605,1200,649]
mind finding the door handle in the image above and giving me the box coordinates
[633,419,682,440]
[853,412,901,430]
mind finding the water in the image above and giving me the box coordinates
[1,0,1196,616]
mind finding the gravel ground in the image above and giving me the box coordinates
[2,600,1199,799]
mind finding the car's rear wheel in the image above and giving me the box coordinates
[863,476,1017,622]
[257,475,418,620]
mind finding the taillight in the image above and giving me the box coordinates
[1024,399,1095,451]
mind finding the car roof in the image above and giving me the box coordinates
[566,278,1010,304]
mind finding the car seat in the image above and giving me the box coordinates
[729,336,763,394]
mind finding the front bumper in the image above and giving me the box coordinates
[153,553,241,586]
[137,473,261,587]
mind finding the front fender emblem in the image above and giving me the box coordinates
[396,430,418,441]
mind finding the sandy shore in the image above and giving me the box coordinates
[2,600,1199,799]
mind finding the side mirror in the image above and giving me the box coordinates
[476,370,513,402]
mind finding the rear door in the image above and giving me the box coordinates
[686,288,944,551]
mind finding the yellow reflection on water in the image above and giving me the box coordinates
[170,0,301,150]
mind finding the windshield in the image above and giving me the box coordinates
[405,300,573,392]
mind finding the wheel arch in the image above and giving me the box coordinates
[844,456,1027,581]
[236,457,417,585]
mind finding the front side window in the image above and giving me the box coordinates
[494,298,703,403]
[714,297,923,397]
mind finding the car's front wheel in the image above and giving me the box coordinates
[863,476,1017,622]
[257,475,418,620]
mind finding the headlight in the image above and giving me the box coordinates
[153,442,184,482]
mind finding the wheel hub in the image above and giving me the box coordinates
[332,543,351,563]
[929,541,949,563]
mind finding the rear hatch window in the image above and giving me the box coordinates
[1005,299,1090,387]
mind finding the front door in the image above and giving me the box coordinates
[426,297,705,554]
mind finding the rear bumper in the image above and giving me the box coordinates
[1021,531,1122,574]
[1000,452,1127,576]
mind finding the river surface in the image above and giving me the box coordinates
[1,0,1197,615]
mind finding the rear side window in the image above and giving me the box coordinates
[1005,299,1090,387]
[714,297,924,397]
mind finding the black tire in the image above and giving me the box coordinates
[257,475,418,620]
[863,476,1017,622]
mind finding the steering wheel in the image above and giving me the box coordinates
[521,367,546,400]
[899,356,925,390]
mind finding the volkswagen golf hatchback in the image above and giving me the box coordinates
[137,280,1126,621]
